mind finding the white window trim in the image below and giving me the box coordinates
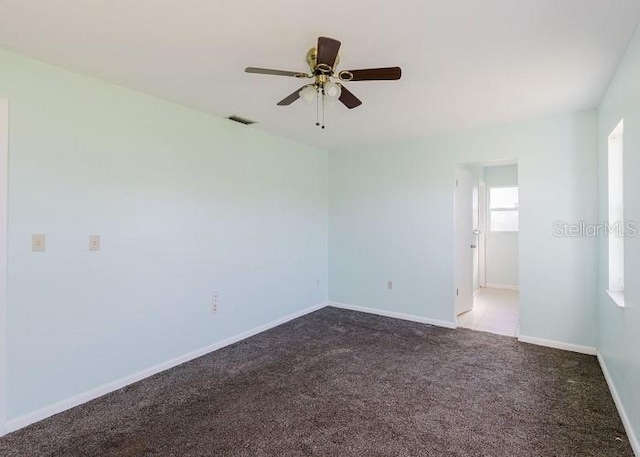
[605,289,625,308]
[607,119,625,307]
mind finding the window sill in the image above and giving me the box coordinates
[605,289,625,308]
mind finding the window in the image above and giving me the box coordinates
[489,187,518,232]
[607,119,625,307]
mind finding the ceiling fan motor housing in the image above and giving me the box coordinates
[306,47,340,75]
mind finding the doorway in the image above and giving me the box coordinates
[454,162,519,337]
[0,98,7,434]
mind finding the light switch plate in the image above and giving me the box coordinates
[89,235,100,251]
[32,234,46,252]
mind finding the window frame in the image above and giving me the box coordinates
[606,119,625,308]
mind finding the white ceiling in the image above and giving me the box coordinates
[0,1,638,150]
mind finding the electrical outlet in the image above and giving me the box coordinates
[387,280,393,290]
[32,234,46,252]
[212,290,219,314]
[89,235,100,251]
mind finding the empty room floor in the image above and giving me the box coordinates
[0,307,632,457]
[458,287,519,337]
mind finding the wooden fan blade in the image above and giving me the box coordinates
[338,86,362,109]
[277,86,305,106]
[316,37,341,70]
[342,67,402,81]
[245,67,307,78]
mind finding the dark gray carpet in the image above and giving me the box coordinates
[0,307,633,456]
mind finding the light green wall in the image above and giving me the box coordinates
[329,110,598,346]
[597,25,640,451]
[0,49,328,420]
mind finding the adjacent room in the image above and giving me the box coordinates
[457,162,520,337]
[0,1,639,456]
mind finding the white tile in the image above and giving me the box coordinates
[481,315,518,328]
[475,324,515,337]
[465,287,519,337]
[458,312,482,329]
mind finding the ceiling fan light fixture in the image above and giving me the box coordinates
[300,85,317,103]
[324,81,342,100]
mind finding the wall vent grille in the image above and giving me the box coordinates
[226,115,257,126]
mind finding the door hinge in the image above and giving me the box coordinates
[456,288,459,296]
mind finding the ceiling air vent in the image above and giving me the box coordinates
[226,115,257,126]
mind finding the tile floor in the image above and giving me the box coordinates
[457,287,519,337]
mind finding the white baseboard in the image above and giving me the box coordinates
[517,334,596,355]
[328,301,456,329]
[485,283,519,291]
[3,302,328,435]
[597,352,639,456]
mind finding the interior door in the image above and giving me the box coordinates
[472,182,480,292]
[454,167,474,315]
[478,179,487,288]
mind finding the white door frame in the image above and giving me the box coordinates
[0,98,8,435]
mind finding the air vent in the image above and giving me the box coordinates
[226,115,257,126]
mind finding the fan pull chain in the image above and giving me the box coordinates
[315,87,320,127]
[322,91,326,129]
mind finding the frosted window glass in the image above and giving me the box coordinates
[490,187,518,209]
[490,210,518,232]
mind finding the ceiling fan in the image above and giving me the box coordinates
[245,37,401,128]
